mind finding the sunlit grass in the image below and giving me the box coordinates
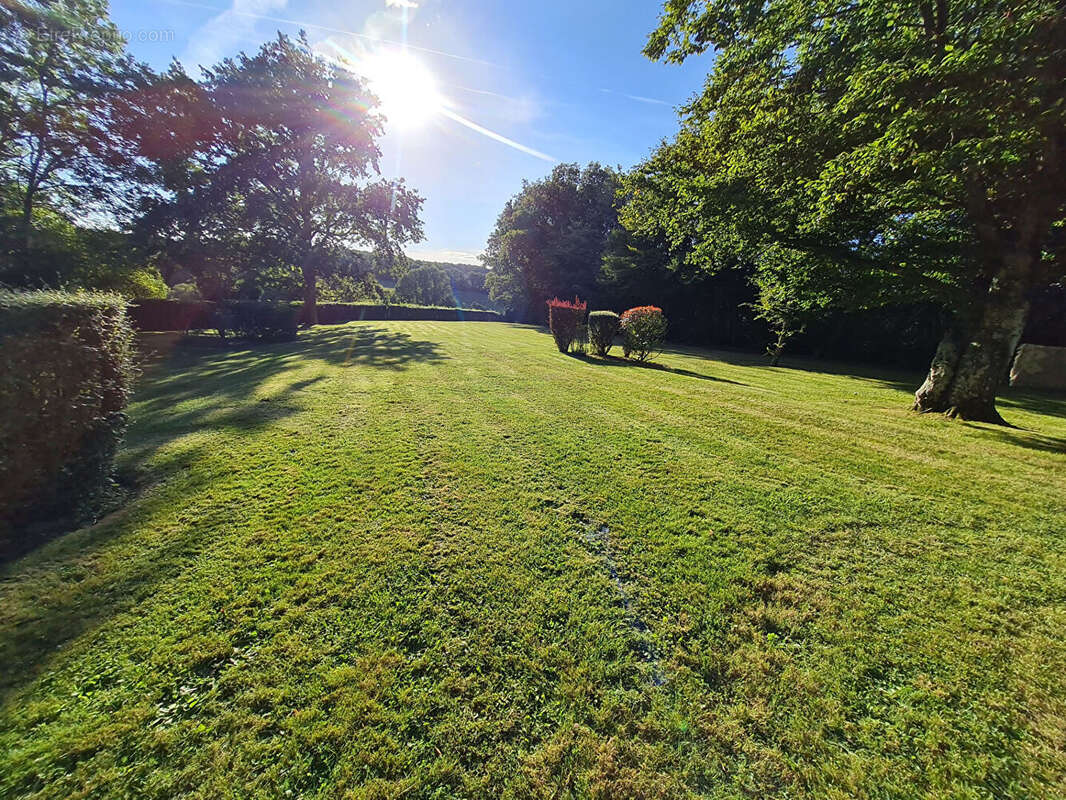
[1,322,1064,798]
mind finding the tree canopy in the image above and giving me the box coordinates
[641,0,1066,421]
[132,34,423,321]
[483,163,620,322]
[0,0,147,272]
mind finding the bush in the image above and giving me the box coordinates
[167,282,202,302]
[128,298,216,331]
[215,302,299,342]
[0,291,136,544]
[547,297,587,353]
[620,306,667,361]
[588,311,620,357]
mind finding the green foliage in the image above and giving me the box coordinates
[640,0,1066,416]
[620,306,667,361]
[128,299,215,332]
[394,265,455,307]
[215,302,298,342]
[132,34,424,320]
[641,0,1066,289]
[0,290,135,544]
[749,282,808,367]
[0,202,166,297]
[167,282,202,302]
[0,322,1063,797]
[313,303,499,324]
[317,272,386,304]
[483,163,620,322]
[0,0,148,257]
[587,310,620,357]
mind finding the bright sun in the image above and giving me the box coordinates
[359,50,443,131]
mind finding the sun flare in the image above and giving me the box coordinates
[359,49,443,131]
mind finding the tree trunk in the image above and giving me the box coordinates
[21,189,35,254]
[913,252,1034,425]
[300,263,317,327]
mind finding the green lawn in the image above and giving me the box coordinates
[2,322,1064,799]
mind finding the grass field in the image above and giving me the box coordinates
[2,322,1064,799]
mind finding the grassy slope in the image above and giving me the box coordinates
[1,322,1064,799]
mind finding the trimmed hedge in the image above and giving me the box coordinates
[128,298,215,332]
[588,311,620,357]
[216,302,298,342]
[314,303,502,324]
[128,299,501,331]
[547,297,587,353]
[1,291,136,544]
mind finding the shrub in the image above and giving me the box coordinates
[0,291,136,544]
[128,298,216,331]
[167,282,202,302]
[547,297,587,353]
[588,311,620,357]
[215,302,299,342]
[620,306,667,361]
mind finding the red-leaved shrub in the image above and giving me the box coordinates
[620,306,667,361]
[547,297,587,353]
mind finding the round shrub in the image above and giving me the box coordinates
[588,311,620,357]
[620,306,667,361]
[547,297,587,353]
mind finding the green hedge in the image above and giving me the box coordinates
[0,291,136,546]
[128,300,502,331]
[216,302,298,342]
[588,310,620,357]
[313,303,501,324]
[128,298,216,331]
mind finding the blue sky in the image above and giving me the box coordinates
[108,0,710,264]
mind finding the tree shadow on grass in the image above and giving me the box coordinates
[693,347,922,394]
[997,389,1066,421]
[566,351,748,386]
[0,325,448,703]
[962,423,1066,455]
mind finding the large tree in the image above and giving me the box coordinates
[643,0,1066,423]
[483,162,620,322]
[0,0,145,257]
[133,34,423,322]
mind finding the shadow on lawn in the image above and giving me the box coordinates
[963,423,1066,455]
[567,352,748,386]
[0,325,447,702]
[133,325,446,418]
[997,389,1066,421]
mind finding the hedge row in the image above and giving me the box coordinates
[127,298,215,331]
[313,303,501,323]
[1,291,136,547]
[129,299,501,331]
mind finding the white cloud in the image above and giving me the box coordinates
[406,248,483,266]
[180,0,289,73]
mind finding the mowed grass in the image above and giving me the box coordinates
[1,322,1065,799]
